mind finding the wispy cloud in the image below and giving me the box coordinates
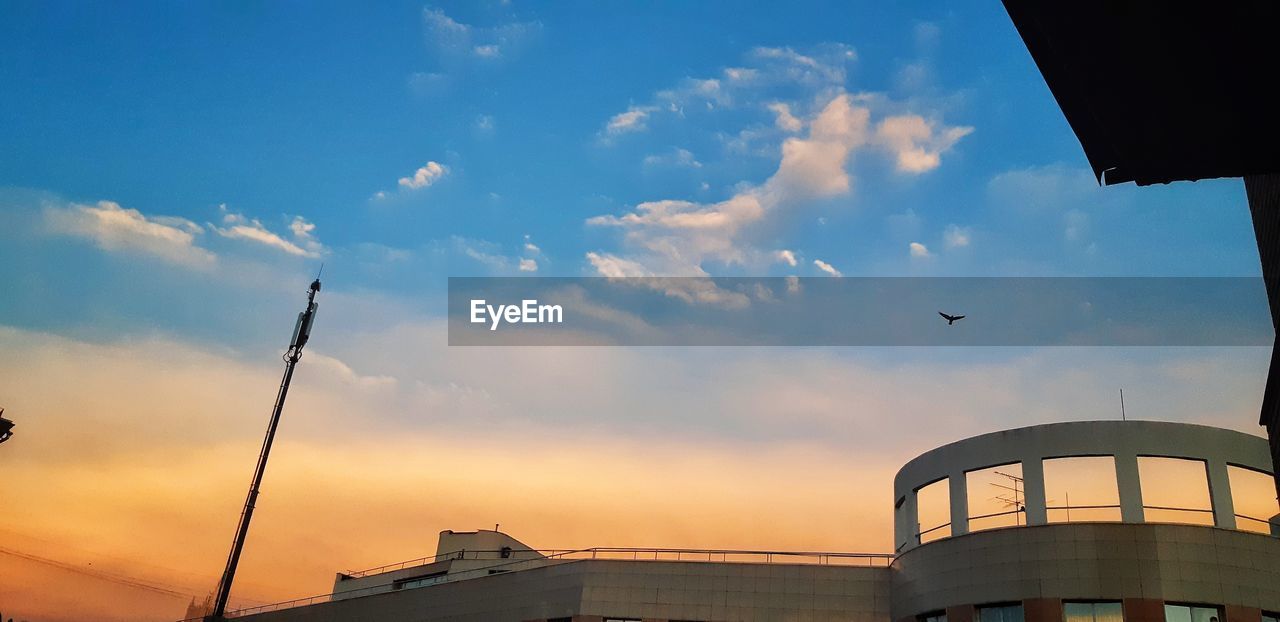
[943,224,971,249]
[45,200,215,268]
[813,258,842,276]
[212,205,323,258]
[642,147,702,169]
[909,241,931,258]
[599,43,857,141]
[422,7,541,61]
[605,107,655,136]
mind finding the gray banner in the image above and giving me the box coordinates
[447,277,1272,346]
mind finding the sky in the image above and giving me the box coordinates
[0,2,1273,621]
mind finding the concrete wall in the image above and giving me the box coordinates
[890,522,1280,622]
[238,560,891,622]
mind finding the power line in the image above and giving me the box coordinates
[0,545,191,599]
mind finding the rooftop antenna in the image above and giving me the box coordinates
[1120,388,1127,421]
[209,278,321,620]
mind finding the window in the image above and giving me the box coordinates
[1044,457,1122,523]
[393,570,447,590]
[916,478,951,544]
[978,604,1025,622]
[1138,457,1215,525]
[1261,613,1278,622]
[920,612,947,622]
[1066,602,1123,622]
[1227,465,1279,534]
[967,463,1025,532]
[1164,605,1221,622]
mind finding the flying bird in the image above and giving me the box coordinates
[939,311,965,325]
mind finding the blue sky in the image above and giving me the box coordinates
[0,4,1274,619]
[0,2,1260,327]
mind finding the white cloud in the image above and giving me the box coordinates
[585,251,652,278]
[775,249,798,267]
[768,94,870,199]
[813,259,842,277]
[213,205,322,258]
[943,224,971,249]
[398,161,448,190]
[474,114,496,134]
[767,102,803,132]
[909,242,931,258]
[586,94,876,276]
[643,147,702,169]
[45,200,215,268]
[422,7,539,61]
[587,47,970,278]
[874,115,973,173]
[518,258,538,272]
[601,43,856,142]
[605,107,654,136]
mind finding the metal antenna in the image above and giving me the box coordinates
[1120,388,1127,421]
[210,278,322,620]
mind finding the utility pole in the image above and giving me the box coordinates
[209,278,321,620]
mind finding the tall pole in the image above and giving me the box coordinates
[209,278,321,620]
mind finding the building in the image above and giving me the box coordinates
[207,420,1279,622]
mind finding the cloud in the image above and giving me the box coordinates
[605,107,655,136]
[518,258,538,272]
[767,102,803,132]
[600,43,857,141]
[45,200,215,268]
[874,115,974,173]
[585,251,651,278]
[642,147,702,169]
[909,241,931,258]
[474,114,496,134]
[422,7,540,61]
[398,161,448,190]
[943,224,971,249]
[813,258,842,277]
[212,205,323,258]
[775,249,798,267]
[586,93,876,276]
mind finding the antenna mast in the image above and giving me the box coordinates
[209,278,321,620]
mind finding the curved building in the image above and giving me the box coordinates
[892,421,1280,622]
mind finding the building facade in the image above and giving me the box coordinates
[219,421,1280,622]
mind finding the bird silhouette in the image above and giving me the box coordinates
[939,311,965,325]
